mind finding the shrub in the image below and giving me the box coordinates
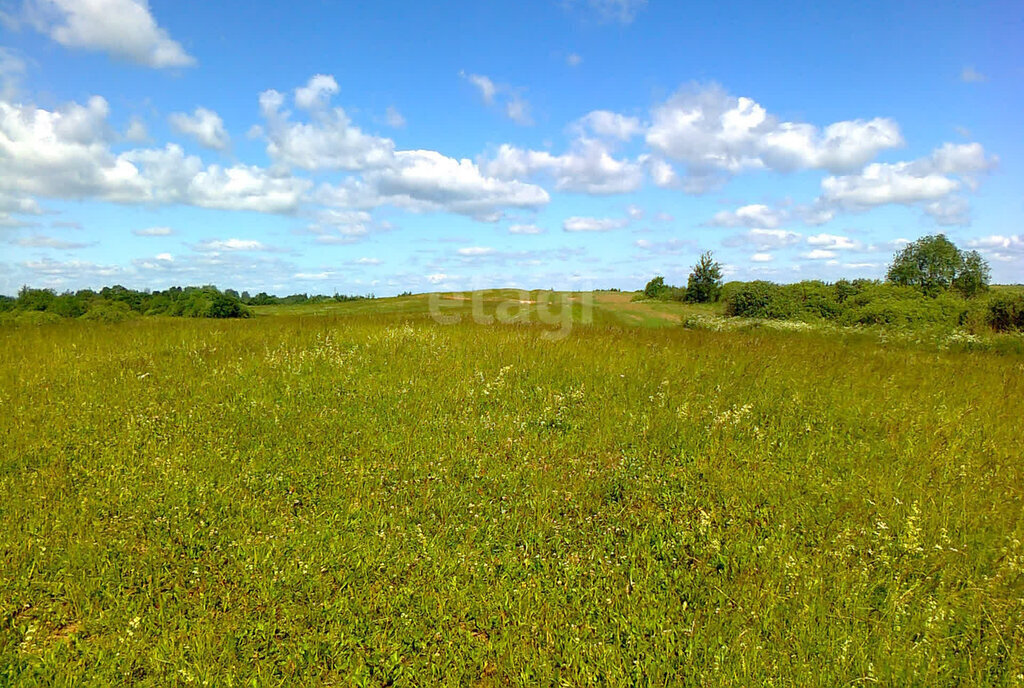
[643,276,668,299]
[724,281,798,319]
[80,301,136,323]
[986,293,1024,332]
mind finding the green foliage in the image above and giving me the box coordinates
[1,314,1022,684]
[643,275,668,299]
[720,279,999,332]
[986,292,1024,332]
[886,234,990,297]
[723,281,798,319]
[3,285,252,321]
[684,251,723,303]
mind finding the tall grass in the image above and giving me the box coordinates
[2,314,1022,685]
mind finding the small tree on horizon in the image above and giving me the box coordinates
[685,251,723,303]
[643,276,668,299]
[886,234,990,297]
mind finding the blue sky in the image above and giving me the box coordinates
[0,0,1021,295]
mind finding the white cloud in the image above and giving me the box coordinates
[132,226,173,236]
[169,107,230,150]
[505,95,532,126]
[482,139,644,194]
[0,97,309,213]
[194,238,271,252]
[967,234,1024,262]
[802,249,837,260]
[724,228,802,250]
[626,204,644,220]
[566,53,583,67]
[574,110,643,141]
[25,0,195,68]
[457,246,495,256]
[563,216,628,232]
[460,71,531,125]
[824,163,957,208]
[124,117,148,143]
[960,66,987,83]
[426,272,451,284]
[259,82,395,171]
[13,234,92,249]
[750,252,774,262]
[353,257,381,265]
[509,223,544,234]
[645,84,904,188]
[319,149,549,222]
[805,233,860,250]
[708,203,785,228]
[385,106,406,128]
[0,48,26,99]
[573,0,647,24]
[154,252,172,261]
[294,74,339,110]
[462,72,497,104]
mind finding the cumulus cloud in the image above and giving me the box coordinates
[573,110,644,141]
[750,252,774,262]
[645,84,904,188]
[708,203,785,228]
[169,107,230,150]
[805,233,860,250]
[24,0,195,68]
[967,234,1024,262]
[294,74,339,110]
[259,81,395,171]
[819,143,996,213]
[457,246,495,256]
[563,216,628,232]
[0,96,309,213]
[482,139,644,194]
[319,149,549,222]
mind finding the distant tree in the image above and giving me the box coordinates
[886,234,990,297]
[643,276,668,299]
[685,251,723,303]
[953,250,991,298]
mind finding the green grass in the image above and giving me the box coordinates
[2,301,1023,685]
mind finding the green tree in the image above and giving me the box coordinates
[643,276,668,299]
[953,250,991,298]
[685,251,723,303]
[886,234,990,297]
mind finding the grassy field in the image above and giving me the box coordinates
[2,295,1023,685]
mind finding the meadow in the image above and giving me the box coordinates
[2,294,1023,685]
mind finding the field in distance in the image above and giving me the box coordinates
[2,300,1022,685]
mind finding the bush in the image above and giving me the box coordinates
[724,281,798,319]
[80,301,137,323]
[986,293,1024,332]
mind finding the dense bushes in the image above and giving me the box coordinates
[2,285,252,322]
[986,292,1024,332]
[721,279,1023,333]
